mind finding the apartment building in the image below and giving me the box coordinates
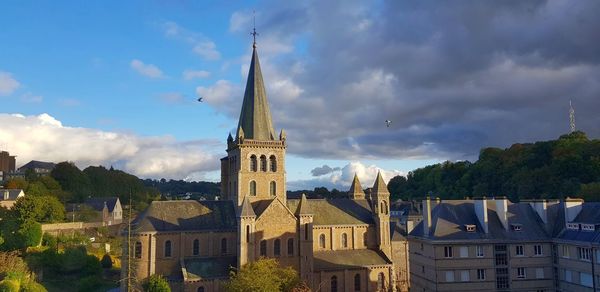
[408,197,557,292]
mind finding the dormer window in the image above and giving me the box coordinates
[567,223,580,230]
[582,224,595,232]
[465,224,476,232]
[511,224,522,231]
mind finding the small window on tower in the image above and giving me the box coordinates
[270,155,277,172]
[260,155,267,172]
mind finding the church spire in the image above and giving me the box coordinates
[348,173,365,200]
[236,31,276,141]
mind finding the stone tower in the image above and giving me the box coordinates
[348,173,365,199]
[220,43,287,207]
[237,196,256,267]
[296,193,314,284]
[372,171,392,258]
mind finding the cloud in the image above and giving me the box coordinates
[196,80,242,117]
[0,71,20,96]
[193,41,221,60]
[0,113,220,179]
[183,70,211,80]
[289,161,405,191]
[162,21,221,61]
[130,59,164,78]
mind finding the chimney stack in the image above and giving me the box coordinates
[529,200,548,224]
[423,197,432,237]
[474,198,489,233]
[495,197,508,230]
[564,197,583,223]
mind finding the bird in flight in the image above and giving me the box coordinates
[197,97,203,102]
[385,120,392,127]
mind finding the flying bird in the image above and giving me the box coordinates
[385,120,392,127]
[197,97,203,102]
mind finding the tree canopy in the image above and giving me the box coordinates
[223,258,302,292]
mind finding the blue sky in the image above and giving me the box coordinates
[1,1,599,190]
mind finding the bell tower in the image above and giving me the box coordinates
[372,171,392,258]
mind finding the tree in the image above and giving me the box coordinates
[388,175,408,200]
[4,178,28,190]
[13,196,65,223]
[143,274,171,292]
[16,220,42,248]
[51,162,91,202]
[224,258,301,292]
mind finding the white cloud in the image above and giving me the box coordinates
[196,80,241,117]
[0,71,20,96]
[229,11,252,32]
[130,59,164,78]
[193,41,221,60]
[183,70,211,80]
[0,113,220,179]
[162,21,221,61]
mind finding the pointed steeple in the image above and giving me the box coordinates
[236,45,276,141]
[297,193,313,216]
[238,196,256,217]
[372,171,389,195]
[348,173,365,200]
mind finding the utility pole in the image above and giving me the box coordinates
[127,193,132,292]
[569,99,576,133]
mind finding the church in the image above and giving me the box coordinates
[123,39,408,292]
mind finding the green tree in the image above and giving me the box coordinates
[388,175,408,200]
[16,220,42,248]
[143,274,171,292]
[4,178,28,190]
[51,162,92,202]
[25,181,50,197]
[13,196,65,223]
[224,258,301,292]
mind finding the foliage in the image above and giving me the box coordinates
[387,131,600,201]
[143,178,220,198]
[4,178,28,190]
[0,279,19,292]
[76,276,100,292]
[143,274,171,292]
[19,281,47,292]
[100,254,112,269]
[0,219,42,251]
[50,162,92,202]
[12,196,65,223]
[0,251,30,278]
[17,220,42,248]
[224,258,301,292]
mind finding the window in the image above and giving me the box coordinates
[445,271,454,282]
[459,246,468,258]
[517,267,526,279]
[460,270,469,282]
[578,247,591,261]
[496,253,507,265]
[354,274,360,292]
[341,233,348,248]
[260,240,267,256]
[260,155,267,172]
[270,181,276,197]
[444,246,453,258]
[250,155,257,172]
[477,269,485,280]
[287,238,294,256]
[565,270,572,282]
[580,272,593,287]
[496,268,509,289]
[197,287,204,292]
[534,244,542,255]
[164,240,172,257]
[331,276,338,292]
[515,245,524,256]
[562,245,570,258]
[363,232,368,246]
[246,225,250,243]
[304,223,309,240]
[319,234,326,248]
[193,239,200,256]
[274,239,281,256]
[270,155,277,172]
[465,224,476,232]
[476,245,484,257]
[249,181,256,196]
[221,238,227,254]
[422,266,425,273]
[535,268,544,279]
[377,273,385,290]
[134,241,142,259]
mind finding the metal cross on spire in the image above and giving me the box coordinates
[569,99,576,133]
[251,10,259,48]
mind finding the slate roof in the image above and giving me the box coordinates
[391,222,407,242]
[313,249,390,271]
[410,200,552,242]
[0,189,24,201]
[287,198,374,225]
[17,160,55,171]
[85,197,120,212]
[557,203,600,244]
[238,196,256,217]
[183,256,236,280]
[132,200,236,232]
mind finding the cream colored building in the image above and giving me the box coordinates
[122,40,409,292]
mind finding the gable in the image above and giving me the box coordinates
[255,198,297,227]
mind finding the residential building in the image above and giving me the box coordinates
[84,197,123,225]
[0,188,25,209]
[0,151,16,181]
[17,160,56,175]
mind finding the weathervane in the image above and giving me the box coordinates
[569,99,576,133]
[251,10,259,48]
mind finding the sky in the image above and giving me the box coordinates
[1,1,599,191]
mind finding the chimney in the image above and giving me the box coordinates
[495,197,508,230]
[3,190,8,200]
[474,198,489,233]
[406,220,415,234]
[529,200,548,224]
[423,197,432,237]
[564,197,583,223]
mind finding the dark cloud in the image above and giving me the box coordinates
[217,0,600,162]
[310,164,341,177]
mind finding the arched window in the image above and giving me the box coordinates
[134,241,142,259]
[260,240,267,256]
[270,181,276,197]
[274,239,281,256]
[304,223,309,240]
[260,155,267,172]
[221,238,227,255]
[249,181,256,196]
[319,234,326,248]
[381,201,388,215]
[250,155,257,172]
[193,239,200,256]
[354,274,361,291]
[287,238,294,255]
[363,232,368,246]
[331,276,338,292]
[246,225,250,243]
[377,273,385,291]
[164,240,172,257]
[342,233,348,248]
[270,155,277,172]
[197,287,204,292]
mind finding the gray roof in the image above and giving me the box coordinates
[236,46,276,141]
[85,197,119,212]
[287,198,373,225]
[348,174,365,199]
[557,203,600,244]
[0,189,23,201]
[133,200,236,232]
[313,249,390,271]
[238,196,256,217]
[371,171,389,195]
[183,256,236,280]
[18,160,55,171]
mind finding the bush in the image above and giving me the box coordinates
[41,234,57,249]
[100,254,112,269]
[143,274,170,292]
[19,281,47,292]
[0,251,29,277]
[77,276,99,292]
[17,221,42,248]
[0,279,20,292]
